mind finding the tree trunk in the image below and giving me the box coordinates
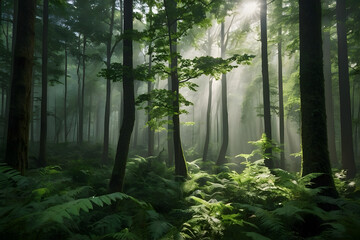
[216,21,229,166]
[76,35,81,143]
[167,76,174,166]
[5,0,36,175]
[336,0,356,179]
[79,35,86,144]
[277,0,285,169]
[323,16,338,166]
[260,0,273,168]
[109,0,135,193]
[164,0,187,178]
[38,0,48,167]
[64,44,68,142]
[102,0,116,164]
[88,93,92,142]
[299,0,338,197]
[147,49,154,156]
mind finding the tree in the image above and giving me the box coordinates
[276,0,285,169]
[102,0,118,164]
[216,21,229,166]
[322,8,338,166]
[109,0,135,192]
[260,0,273,169]
[38,0,49,167]
[298,0,337,197]
[336,0,357,179]
[5,0,36,174]
[164,0,187,178]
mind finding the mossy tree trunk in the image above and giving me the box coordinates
[299,0,338,197]
[5,0,36,175]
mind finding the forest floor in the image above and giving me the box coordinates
[1,143,360,240]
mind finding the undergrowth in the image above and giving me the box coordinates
[1,143,360,239]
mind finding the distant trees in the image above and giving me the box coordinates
[298,0,337,196]
[5,0,36,175]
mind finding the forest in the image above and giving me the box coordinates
[0,0,360,239]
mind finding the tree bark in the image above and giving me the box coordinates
[109,0,135,192]
[299,0,337,197]
[5,0,36,175]
[79,35,86,144]
[323,15,338,166]
[277,0,285,169]
[203,30,213,162]
[216,21,229,166]
[64,44,68,142]
[336,0,356,179]
[260,0,273,168]
[38,0,48,167]
[102,0,116,164]
[164,0,187,178]
[147,42,154,156]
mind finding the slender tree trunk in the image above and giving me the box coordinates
[38,0,48,167]
[147,45,154,156]
[3,0,18,152]
[167,77,174,166]
[277,0,285,169]
[299,0,337,197]
[216,21,229,166]
[5,0,36,175]
[336,0,356,179]
[76,35,81,143]
[164,0,187,178]
[79,35,86,144]
[260,0,273,168]
[203,78,212,161]
[202,30,213,162]
[109,0,135,192]
[64,44,68,142]
[102,0,116,164]
[88,93,92,142]
[323,16,338,166]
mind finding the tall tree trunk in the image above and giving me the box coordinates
[102,0,116,164]
[167,76,174,166]
[164,0,187,178]
[336,0,356,179]
[202,30,213,162]
[64,44,68,142]
[3,0,18,151]
[299,0,337,197]
[260,0,273,168]
[216,21,229,166]
[147,43,154,156]
[109,0,135,193]
[38,0,48,167]
[79,35,86,144]
[277,0,285,169]
[88,93,92,142]
[76,35,81,143]
[5,0,36,175]
[323,16,338,166]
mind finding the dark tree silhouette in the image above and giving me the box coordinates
[109,0,135,192]
[5,0,36,175]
